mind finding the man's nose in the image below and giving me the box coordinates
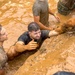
[37,33,40,36]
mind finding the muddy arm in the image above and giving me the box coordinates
[7,45,19,59]
[7,40,38,59]
[15,40,38,52]
[48,23,67,37]
[7,41,26,59]
[49,9,60,23]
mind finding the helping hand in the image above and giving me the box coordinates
[54,15,60,23]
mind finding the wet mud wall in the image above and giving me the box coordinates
[13,33,75,75]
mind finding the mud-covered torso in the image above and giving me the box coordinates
[0,47,8,69]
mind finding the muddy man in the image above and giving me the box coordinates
[7,22,61,60]
[7,18,75,59]
[0,25,8,75]
[32,0,60,30]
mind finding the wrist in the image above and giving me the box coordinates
[24,45,28,50]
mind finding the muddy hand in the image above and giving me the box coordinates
[27,39,38,50]
[65,18,75,27]
[49,27,54,30]
[54,15,60,23]
[56,16,60,23]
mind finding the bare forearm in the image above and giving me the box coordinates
[49,9,54,16]
[34,16,52,30]
[49,8,60,23]
[49,30,59,37]
[37,22,52,30]
[15,44,28,52]
[7,46,19,60]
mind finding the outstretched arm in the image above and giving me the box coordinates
[7,45,19,59]
[48,18,75,37]
[15,40,38,52]
[34,16,53,30]
[7,40,38,59]
[48,30,59,37]
[49,9,60,23]
[48,24,67,37]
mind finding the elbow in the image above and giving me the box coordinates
[7,46,18,60]
[15,44,26,52]
[15,44,21,52]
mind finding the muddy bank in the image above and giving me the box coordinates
[13,33,75,75]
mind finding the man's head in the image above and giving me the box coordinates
[28,22,41,40]
[0,25,8,42]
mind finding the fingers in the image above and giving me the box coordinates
[28,40,38,50]
[28,44,38,50]
[29,45,38,50]
[56,17,60,23]
[54,14,60,23]
[30,40,37,45]
[30,42,38,48]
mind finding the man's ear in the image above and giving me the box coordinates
[28,31,31,35]
[28,31,33,37]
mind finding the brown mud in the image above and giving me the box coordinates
[0,0,75,75]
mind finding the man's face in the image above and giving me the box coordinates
[0,27,8,42]
[29,29,41,40]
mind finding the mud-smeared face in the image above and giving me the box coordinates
[29,29,41,40]
[0,27,8,42]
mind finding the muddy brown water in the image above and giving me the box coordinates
[0,0,75,75]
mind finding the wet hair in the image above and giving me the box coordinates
[28,22,40,32]
[53,71,75,75]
